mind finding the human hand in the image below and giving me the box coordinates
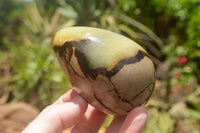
[22,88,147,133]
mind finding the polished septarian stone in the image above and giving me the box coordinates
[53,27,155,115]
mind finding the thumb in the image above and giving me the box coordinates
[22,94,88,133]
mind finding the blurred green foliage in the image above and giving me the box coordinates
[0,0,200,132]
[0,0,24,46]
[0,0,71,108]
[143,108,175,133]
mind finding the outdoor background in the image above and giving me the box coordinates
[0,0,200,132]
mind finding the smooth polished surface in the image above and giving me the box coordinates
[53,27,155,115]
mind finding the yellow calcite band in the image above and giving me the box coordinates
[53,27,147,70]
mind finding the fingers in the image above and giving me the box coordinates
[105,115,126,133]
[22,89,88,133]
[71,105,107,133]
[106,107,147,133]
[119,107,147,133]
[23,88,147,133]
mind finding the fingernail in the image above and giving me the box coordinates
[71,94,85,103]
[131,113,147,132]
[70,94,88,113]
